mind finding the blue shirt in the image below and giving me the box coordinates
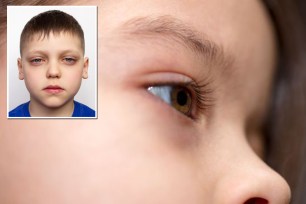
[9,101,95,117]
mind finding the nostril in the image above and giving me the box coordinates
[244,198,268,204]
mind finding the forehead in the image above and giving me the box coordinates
[101,0,272,42]
[22,32,83,54]
[100,0,276,76]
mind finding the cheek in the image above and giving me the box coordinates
[63,68,84,89]
[98,86,206,202]
[100,112,203,203]
[23,70,44,90]
[0,118,203,203]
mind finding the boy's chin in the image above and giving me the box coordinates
[33,97,74,109]
[43,99,74,109]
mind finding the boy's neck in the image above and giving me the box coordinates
[28,99,75,117]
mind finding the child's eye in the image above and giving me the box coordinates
[63,57,76,64]
[148,85,192,116]
[30,58,44,65]
[147,81,213,120]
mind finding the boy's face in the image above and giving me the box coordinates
[0,0,291,203]
[18,32,88,112]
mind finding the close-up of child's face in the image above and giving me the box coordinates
[0,0,293,203]
[18,32,88,115]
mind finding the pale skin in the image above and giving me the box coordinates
[17,32,89,117]
[0,0,291,203]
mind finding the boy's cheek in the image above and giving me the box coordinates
[0,120,204,203]
[101,87,201,150]
[23,75,42,93]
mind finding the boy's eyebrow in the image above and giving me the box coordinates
[26,49,81,55]
[116,15,232,66]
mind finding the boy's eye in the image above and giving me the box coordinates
[63,57,76,64]
[30,58,44,65]
[148,85,193,118]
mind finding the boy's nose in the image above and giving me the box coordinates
[209,137,291,204]
[46,61,61,78]
[213,165,291,204]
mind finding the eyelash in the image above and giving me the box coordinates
[188,80,214,115]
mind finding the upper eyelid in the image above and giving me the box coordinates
[63,56,78,60]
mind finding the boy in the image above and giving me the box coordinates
[9,10,95,117]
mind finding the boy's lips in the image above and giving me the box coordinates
[43,85,64,94]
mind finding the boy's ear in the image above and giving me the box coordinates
[17,58,24,80]
[82,57,89,79]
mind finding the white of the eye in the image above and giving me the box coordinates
[148,86,172,104]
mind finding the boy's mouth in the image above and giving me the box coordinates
[43,85,64,94]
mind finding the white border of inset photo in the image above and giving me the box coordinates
[7,6,97,119]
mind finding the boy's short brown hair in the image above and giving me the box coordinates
[20,10,85,55]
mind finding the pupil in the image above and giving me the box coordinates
[177,90,188,106]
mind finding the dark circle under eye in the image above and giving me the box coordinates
[171,86,192,115]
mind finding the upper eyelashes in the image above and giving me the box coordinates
[188,80,215,113]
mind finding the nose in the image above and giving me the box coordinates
[210,137,291,204]
[46,60,61,78]
[215,167,291,204]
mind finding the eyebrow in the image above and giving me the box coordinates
[117,15,232,67]
[26,49,81,56]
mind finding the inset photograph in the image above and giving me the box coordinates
[7,6,97,118]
